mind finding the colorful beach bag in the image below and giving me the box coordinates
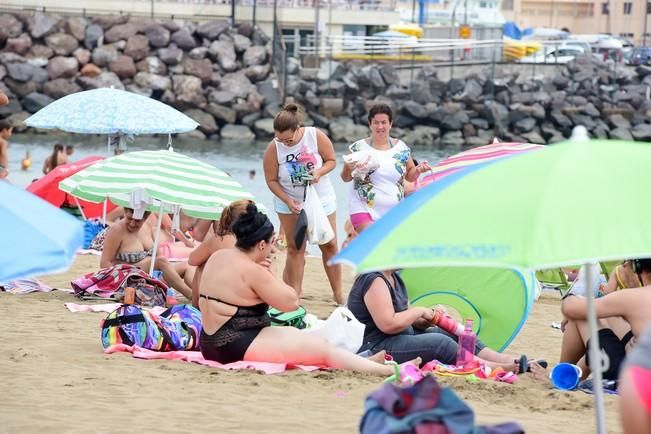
[101,304,202,351]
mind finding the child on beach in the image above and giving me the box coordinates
[0,119,12,180]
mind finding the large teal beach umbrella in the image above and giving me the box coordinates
[334,137,651,433]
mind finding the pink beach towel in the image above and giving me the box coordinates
[105,344,323,374]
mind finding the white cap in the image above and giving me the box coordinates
[570,125,589,142]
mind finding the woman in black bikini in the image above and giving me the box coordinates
[198,203,413,374]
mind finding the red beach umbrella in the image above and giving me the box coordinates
[26,156,116,219]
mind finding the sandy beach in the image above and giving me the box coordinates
[0,254,622,433]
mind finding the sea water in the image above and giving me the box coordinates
[6,133,450,254]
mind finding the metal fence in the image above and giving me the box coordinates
[295,35,633,96]
[272,19,288,104]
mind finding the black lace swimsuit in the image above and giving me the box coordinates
[199,294,271,364]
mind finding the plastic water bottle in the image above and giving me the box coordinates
[455,319,476,367]
[432,306,464,336]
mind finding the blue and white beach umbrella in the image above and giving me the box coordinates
[25,88,198,135]
[0,182,83,282]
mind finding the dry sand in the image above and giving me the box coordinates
[0,254,622,433]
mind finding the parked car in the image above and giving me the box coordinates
[517,45,585,64]
[627,47,651,65]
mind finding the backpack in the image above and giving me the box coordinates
[101,304,202,351]
[268,306,307,329]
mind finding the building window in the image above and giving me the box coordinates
[623,2,632,14]
[502,0,513,10]
[602,2,609,14]
[647,1,651,14]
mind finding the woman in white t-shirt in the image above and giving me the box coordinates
[341,103,431,232]
[262,104,343,305]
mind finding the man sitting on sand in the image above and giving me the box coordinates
[100,207,194,299]
[560,258,651,382]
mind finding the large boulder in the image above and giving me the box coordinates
[329,117,370,142]
[134,72,171,91]
[253,117,274,138]
[22,92,54,113]
[196,21,229,40]
[109,55,137,79]
[124,34,150,61]
[84,24,103,50]
[94,71,125,89]
[72,47,91,65]
[0,14,23,38]
[208,89,236,106]
[402,125,440,146]
[171,28,197,50]
[42,78,82,98]
[206,103,237,124]
[607,113,631,130]
[28,44,54,60]
[80,63,102,77]
[182,57,212,83]
[45,33,79,56]
[136,56,167,75]
[6,62,35,82]
[232,33,251,53]
[184,109,218,135]
[173,74,206,107]
[244,64,270,82]
[219,71,254,98]
[28,13,61,39]
[143,23,170,48]
[5,33,32,55]
[47,56,78,79]
[104,22,138,43]
[243,45,267,66]
[91,45,119,67]
[4,78,37,97]
[609,127,633,141]
[220,124,255,141]
[632,123,651,141]
[158,44,184,65]
[209,38,237,72]
[65,17,87,41]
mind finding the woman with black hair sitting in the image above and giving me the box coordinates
[198,203,414,374]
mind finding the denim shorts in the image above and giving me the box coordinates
[273,197,337,216]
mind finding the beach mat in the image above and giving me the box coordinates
[105,344,323,374]
[65,302,167,314]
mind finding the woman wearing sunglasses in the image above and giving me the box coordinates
[262,103,342,305]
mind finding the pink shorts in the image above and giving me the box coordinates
[350,213,374,230]
[631,366,651,413]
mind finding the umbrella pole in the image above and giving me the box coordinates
[72,197,88,221]
[102,200,107,225]
[584,262,606,434]
[149,203,165,277]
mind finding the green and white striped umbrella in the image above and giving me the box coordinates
[59,150,261,220]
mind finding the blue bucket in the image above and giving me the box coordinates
[550,363,583,390]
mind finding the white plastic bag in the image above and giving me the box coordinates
[308,307,365,353]
[343,151,379,179]
[304,185,334,245]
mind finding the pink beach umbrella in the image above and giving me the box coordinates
[416,141,545,190]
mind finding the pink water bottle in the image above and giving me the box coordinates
[432,307,464,336]
[455,319,476,367]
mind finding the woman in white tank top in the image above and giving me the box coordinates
[262,104,343,305]
[341,103,431,232]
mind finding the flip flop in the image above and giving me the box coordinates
[517,355,548,374]
[495,371,518,384]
